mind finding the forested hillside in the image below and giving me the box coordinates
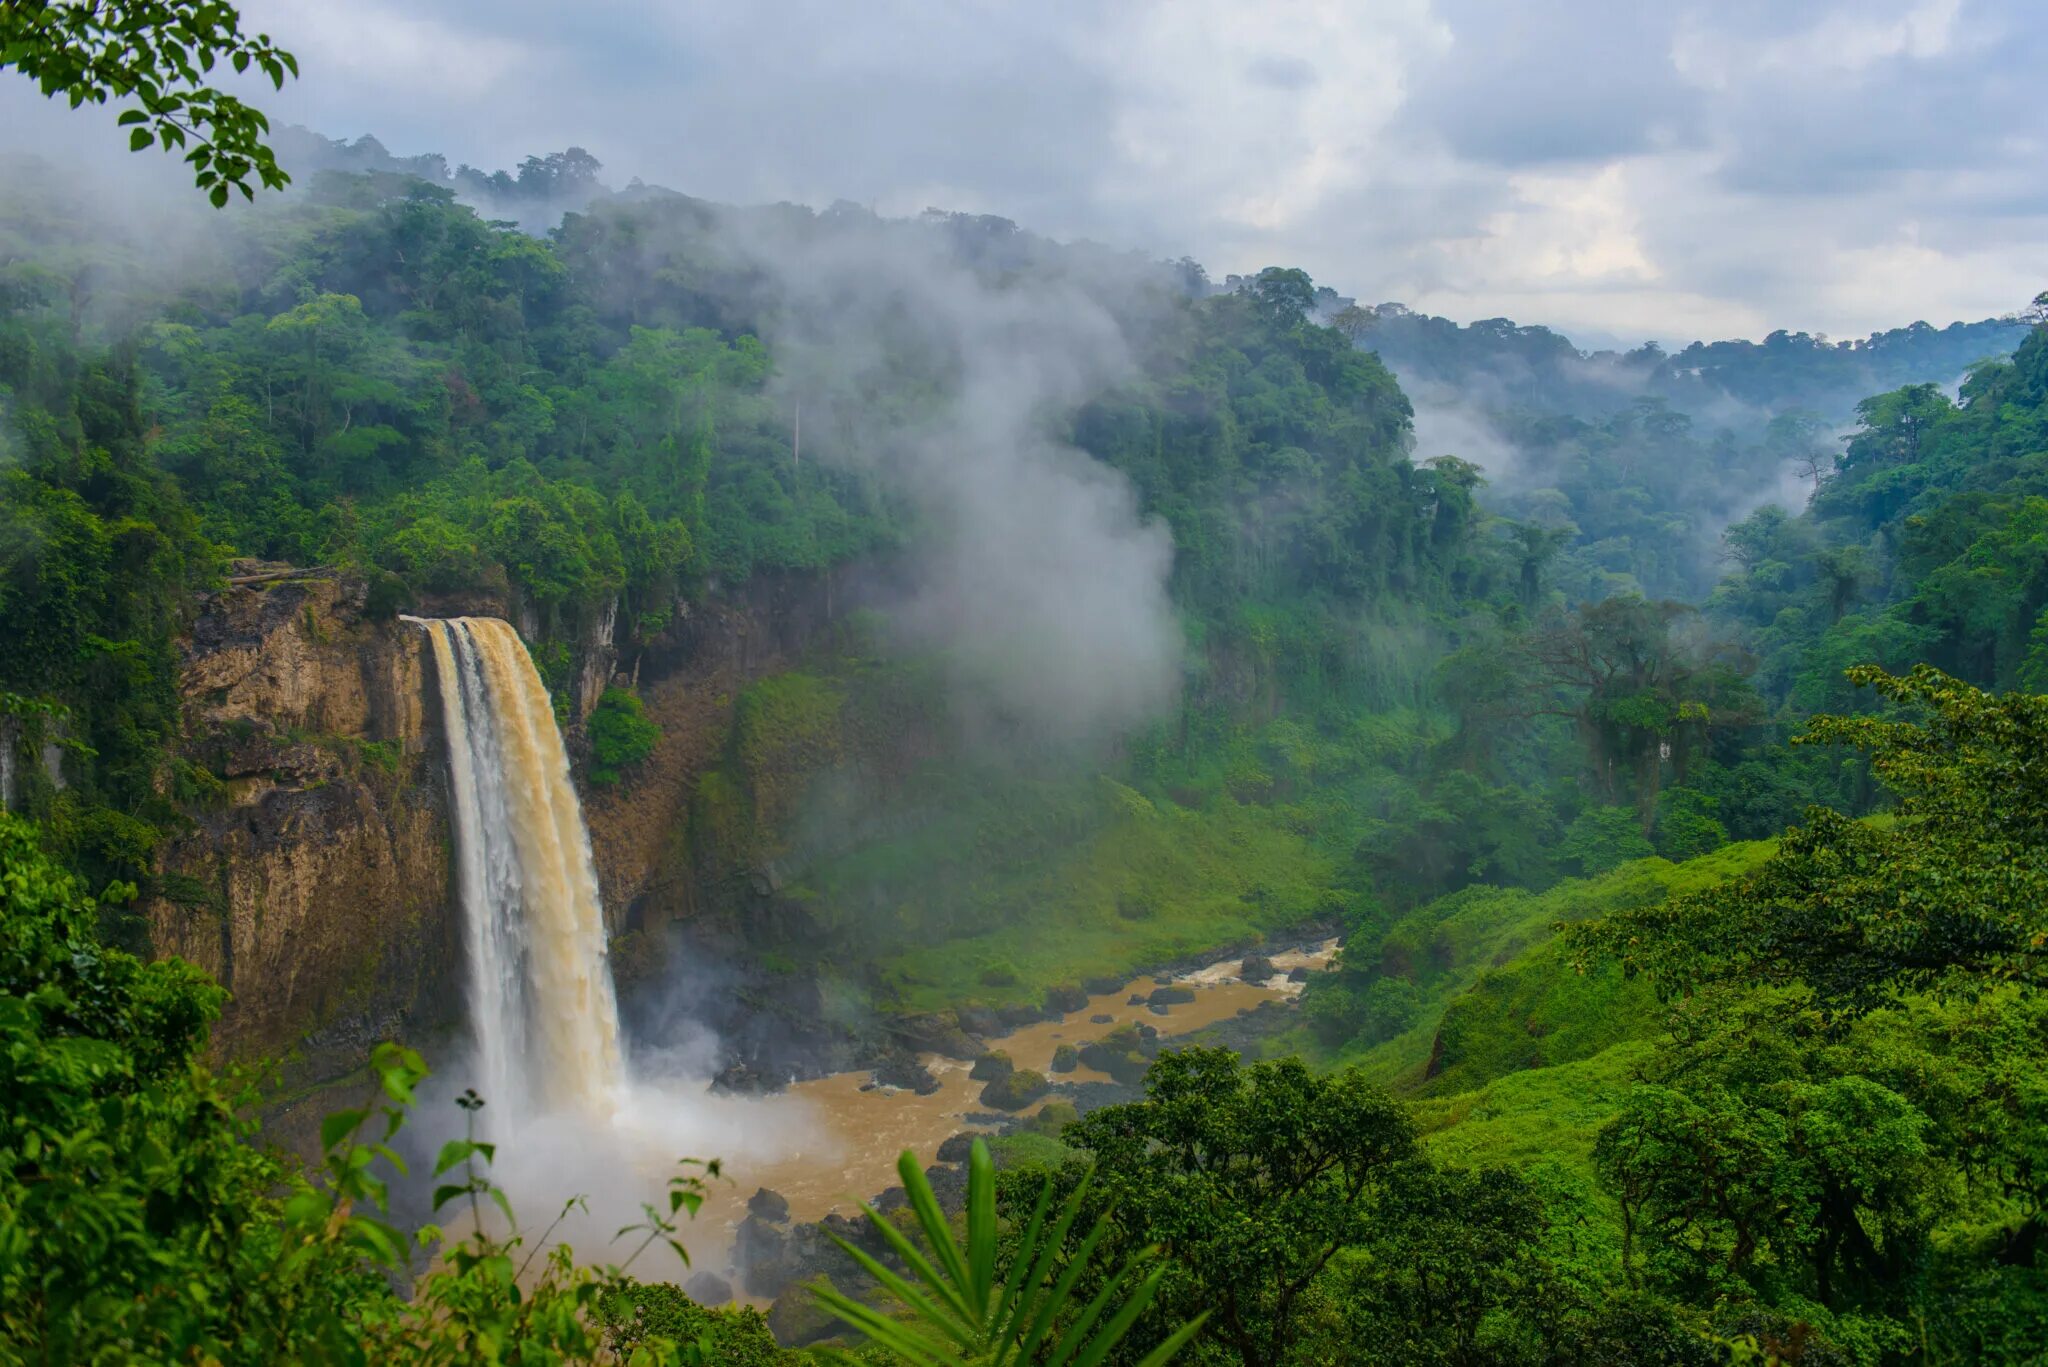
[4,63,2048,1360]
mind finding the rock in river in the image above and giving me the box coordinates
[979,1068,1050,1111]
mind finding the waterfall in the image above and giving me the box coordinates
[408,616,624,1125]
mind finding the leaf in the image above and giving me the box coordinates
[967,1138,997,1308]
[129,127,152,151]
[432,1183,470,1213]
[319,1107,367,1154]
[434,1138,475,1178]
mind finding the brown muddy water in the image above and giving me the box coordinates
[687,938,1338,1274]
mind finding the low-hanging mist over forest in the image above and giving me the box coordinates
[7,3,2048,1363]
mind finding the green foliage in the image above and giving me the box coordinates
[0,806,750,1364]
[1560,805,1655,875]
[1653,787,1729,860]
[1713,322,2048,716]
[587,686,660,786]
[1597,1066,1945,1309]
[1573,666,2048,1015]
[1294,842,1775,1076]
[1062,1049,1415,1365]
[811,1138,1206,1366]
[596,1281,796,1364]
[0,0,298,203]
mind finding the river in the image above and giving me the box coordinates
[689,937,1338,1274]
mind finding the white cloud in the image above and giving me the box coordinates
[12,0,2044,345]
[1674,0,1963,88]
[261,1,526,102]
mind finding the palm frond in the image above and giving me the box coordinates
[814,1138,1207,1365]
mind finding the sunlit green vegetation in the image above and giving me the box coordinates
[7,10,2048,1357]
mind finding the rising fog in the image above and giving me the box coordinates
[701,208,1185,747]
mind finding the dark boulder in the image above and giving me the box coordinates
[1045,983,1089,1013]
[968,1050,1014,1082]
[980,1068,1050,1111]
[748,1187,791,1222]
[1082,975,1125,995]
[1078,1025,1153,1084]
[936,1132,979,1164]
[1091,1013,1115,1024]
[892,1010,982,1060]
[768,1278,842,1347]
[1147,984,1195,1007]
[684,1270,733,1306]
[736,1213,792,1297]
[1287,966,1311,983]
[711,1059,783,1094]
[1239,954,1277,982]
[925,1162,968,1210]
[871,1050,941,1095]
[958,1005,1003,1038]
[1050,1043,1079,1073]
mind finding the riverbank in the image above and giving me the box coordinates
[690,933,1338,1291]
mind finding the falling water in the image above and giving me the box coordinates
[407,616,624,1126]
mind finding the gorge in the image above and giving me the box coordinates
[6,59,2048,1354]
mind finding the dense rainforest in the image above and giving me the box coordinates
[4,19,2048,1358]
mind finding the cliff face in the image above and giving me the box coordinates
[142,565,855,1083]
[144,574,461,1083]
[581,568,847,930]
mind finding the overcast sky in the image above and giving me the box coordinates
[16,1,2048,346]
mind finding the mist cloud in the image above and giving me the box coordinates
[705,209,1184,744]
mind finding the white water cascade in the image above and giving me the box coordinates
[407,616,625,1126]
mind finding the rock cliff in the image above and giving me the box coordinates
[143,571,461,1085]
[141,563,859,1095]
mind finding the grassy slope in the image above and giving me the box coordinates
[1271,840,1776,1089]
[844,778,1338,1013]
[695,662,1347,1015]
[1291,842,1777,1206]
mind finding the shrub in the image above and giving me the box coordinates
[1653,788,1728,861]
[1560,805,1655,876]
[588,687,660,786]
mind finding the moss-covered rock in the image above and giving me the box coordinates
[766,1276,842,1348]
[979,1068,1050,1111]
[893,1010,981,1059]
[1079,1024,1154,1084]
[969,1050,1014,1082]
[1045,983,1089,1013]
[1024,1098,1079,1136]
[1050,1043,1079,1073]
